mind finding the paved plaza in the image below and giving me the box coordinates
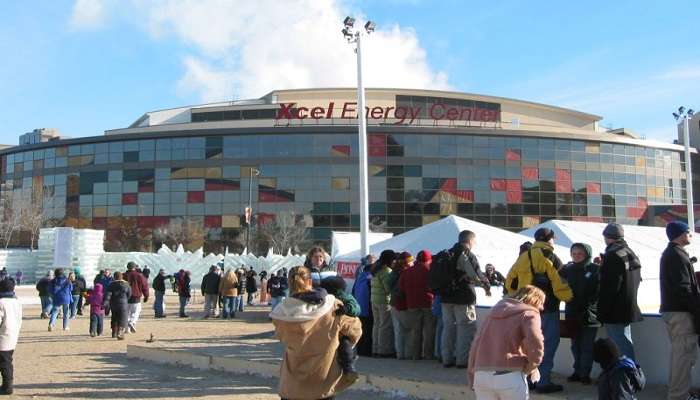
[14,288,666,399]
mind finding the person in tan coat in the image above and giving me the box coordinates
[270,266,362,400]
[218,269,238,319]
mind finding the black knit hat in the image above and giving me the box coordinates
[378,249,397,267]
[593,338,621,368]
[320,276,347,296]
[534,228,555,242]
[603,223,624,239]
[0,278,15,293]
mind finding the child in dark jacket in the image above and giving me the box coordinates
[87,283,105,337]
[320,276,360,379]
[593,338,645,400]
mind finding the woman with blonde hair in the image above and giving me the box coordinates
[468,285,546,399]
[218,269,238,319]
[270,266,362,400]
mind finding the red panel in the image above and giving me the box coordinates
[506,179,521,191]
[586,182,601,194]
[506,191,522,204]
[92,217,107,229]
[122,193,138,205]
[490,179,506,191]
[522,167,539,180]
[256,213,275,225]
[439,178,474,202]
[204,216,221,228]
[331,145,351,156]
[138,182,154,192]
[555,169,572,193]
[505,149,521,161]
[368,134,386,156]
[137,216,170,228]
[187,191,205,203]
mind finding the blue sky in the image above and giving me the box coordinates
[1,0,698,145]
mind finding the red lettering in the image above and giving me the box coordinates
[370,106,384,119]
[326,102,334,118]
[341,102,356,119]
[429,103,445,119]
[297,106,308,119]
[277,103,296,119]
[459,107,473,121]
[310,107,325,119]
[383,106,394,120]
[446,107,459,121]
[394,107,408,124]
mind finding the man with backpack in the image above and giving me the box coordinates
[506,228,573,393]
[429,230,490,369]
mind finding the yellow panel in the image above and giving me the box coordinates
[93,207,107,217]
[585,143,600,154]
[206,167,222,179]
[523,216,540,228]
[422,215,439,225]
[222,215,240,228]
[331,177,349,190]
[187,168,204,178]
[259,177,277,188]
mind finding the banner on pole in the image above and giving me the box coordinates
[336,261,360,279]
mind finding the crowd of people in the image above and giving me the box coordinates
[24,219,700,400]
[268,222,661,400]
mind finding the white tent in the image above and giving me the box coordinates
[520,219,700,313]
[330,231,393,261]
[335,215,571,279]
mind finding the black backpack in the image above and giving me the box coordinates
[428,249,456,295]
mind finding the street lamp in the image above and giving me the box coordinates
[674,107,696,230]
[245,167,260,254]
[342,16,375,258]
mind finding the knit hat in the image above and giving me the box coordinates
[320,276,347,296]
[534,228,555,242]
[378,249,397,267]
[417,250,432,264]
[519,241,532,255]
[666,221,690,241]
[0,278,15,293]
[603,223,624,239]
[399,251,414,263]
[593,338,621,369]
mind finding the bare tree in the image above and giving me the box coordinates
[152,217,204,251]
[256,211,308,254]
[0,196,23,249]
[20,187,57,249]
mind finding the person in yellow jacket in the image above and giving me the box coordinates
[506,228,573,394]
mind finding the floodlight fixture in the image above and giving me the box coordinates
[344,16,355,27]
[674,112,681,120]
[688,109,695,117]
[679,106,686,115]
[342,27,353,39]
[364,21,376,33]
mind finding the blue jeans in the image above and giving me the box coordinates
[605,323,635,361]
[90,313,104,335]
[538,312,560,386]
[179,296,189,316]
[237,295,245,312]
[270,296,284,311]
[49,303,70,329]
[153,291,165,317]
[434,315,443,359]
[70,295,80,318]
[40,296,52,315]
[222,296,236,318]
[571,326,597,378]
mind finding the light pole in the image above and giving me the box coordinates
[245,167,260,254]
[674,107,696,230]
[342,16,375,258]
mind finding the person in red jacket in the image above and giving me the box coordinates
[399,250,436,360]
[123,262,149,333]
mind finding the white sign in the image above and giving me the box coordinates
[53,227,74,268]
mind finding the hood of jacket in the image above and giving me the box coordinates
[93,283,104,297]
[571,242,592,263]
[614,356,645,391]
[270,290,336,322]
[532,240,554,252]
[489,298,539,319]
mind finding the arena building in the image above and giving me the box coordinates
[0,88,690,252]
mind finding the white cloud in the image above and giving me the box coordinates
[656,65,700,80]
[69,0,109,30]
[72,0,450,101]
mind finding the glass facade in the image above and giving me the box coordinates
[0,131,686,251]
